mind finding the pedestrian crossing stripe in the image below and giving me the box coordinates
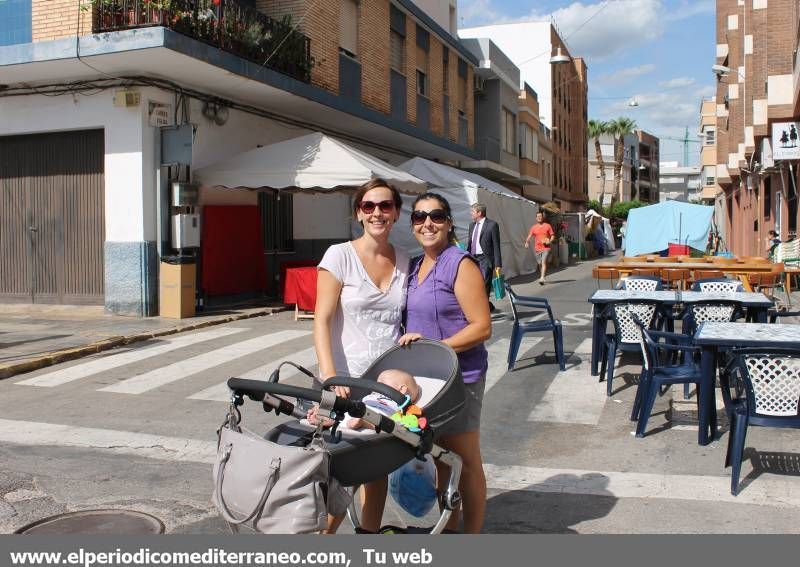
[15,327,247,388]
[99,330,312,395]
[188,346,319,402]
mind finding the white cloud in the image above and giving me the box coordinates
[664,0,715,22]
[659,77,696,89]
[596,64,657,85]
[548,1,664,60]
[460,1,666,60]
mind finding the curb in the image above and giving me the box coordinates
[0,307,286,381]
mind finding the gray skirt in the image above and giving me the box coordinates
[437,379,485,435]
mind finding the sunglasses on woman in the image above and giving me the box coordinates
[411,209,449,225]
[358,200,395,214]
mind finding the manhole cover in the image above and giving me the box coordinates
[15,509,164,535]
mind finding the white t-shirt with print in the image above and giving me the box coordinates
[318,242,409,377]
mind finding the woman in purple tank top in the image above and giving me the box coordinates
[399,192,491,533]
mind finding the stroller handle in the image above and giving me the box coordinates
[227,378,365,416]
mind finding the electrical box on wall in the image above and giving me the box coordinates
[171,182,199,207]
[171,214,200,249]
[113,89,141,107]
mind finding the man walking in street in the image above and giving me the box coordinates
[525,211,554,285]
[468,203,502,311]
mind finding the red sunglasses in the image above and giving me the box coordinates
[358,200,395,214]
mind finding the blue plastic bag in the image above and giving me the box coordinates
[388,455,437,518]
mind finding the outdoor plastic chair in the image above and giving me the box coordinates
[768,309,800,323]
[631,318,703,438]
[630,268,660,278]
[691,277,744,293]
[592,267,620,289]
[505,283,566,371]
[678,300,740,399]
[661,268,691,290]
[692,269,724,281]
[720,348,800,495]
[600,300,659,396]
[617,276,662,291]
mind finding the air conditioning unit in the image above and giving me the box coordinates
[113,89,141,108]
[473,76,486,93]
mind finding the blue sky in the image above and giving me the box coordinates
[458,0,717,166]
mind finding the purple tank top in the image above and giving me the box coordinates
[405,245,488,384]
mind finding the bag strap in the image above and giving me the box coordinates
[214,444,281,526]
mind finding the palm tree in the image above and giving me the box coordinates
[588,119,610,206]
[608,117,638,205]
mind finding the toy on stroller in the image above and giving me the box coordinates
[213,339,466,534]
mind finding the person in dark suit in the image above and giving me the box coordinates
[468,203,502,311]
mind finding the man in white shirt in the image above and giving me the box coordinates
[468,203,502,311]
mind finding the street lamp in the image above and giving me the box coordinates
[549,47,571,64]
[711,64,731,76]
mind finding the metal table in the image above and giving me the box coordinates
[588,290,775,377]
[693,322,800,445]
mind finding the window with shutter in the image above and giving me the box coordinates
[390,30,405,72]
[339,0,359,58]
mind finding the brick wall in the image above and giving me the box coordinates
[359,0,390,114]
[259,0,338,92]
[32,0,91,42]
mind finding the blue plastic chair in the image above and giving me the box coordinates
[600,300,659,397]
[505,282,565,371]
[720,348,800,495]
[631,317,703,438]
[678,300,739,399]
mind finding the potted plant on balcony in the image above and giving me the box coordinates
[141,0,172,26]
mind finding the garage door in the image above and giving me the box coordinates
[0,130,105,304]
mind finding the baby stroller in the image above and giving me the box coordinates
[215,339,466,534]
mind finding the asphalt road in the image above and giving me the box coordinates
[2,257,799,534]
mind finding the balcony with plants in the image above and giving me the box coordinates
[90,0,312,83]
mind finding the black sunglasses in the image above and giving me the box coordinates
[358,200,395,214]
[411,209,449,225]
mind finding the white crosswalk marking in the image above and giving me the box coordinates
[4,418,800,509]
[15,327,246,388]
[485,337,543,392]
[528,338,607,424]
[99,330,312,395]
[188,346,318,402]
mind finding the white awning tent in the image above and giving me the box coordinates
[193,132,427,194]
[394,157,540,279]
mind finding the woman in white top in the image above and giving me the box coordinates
[314,178,409,533]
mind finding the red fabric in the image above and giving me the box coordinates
[201,205,267,296]
[283,267,318,311]
[668,244,690,256]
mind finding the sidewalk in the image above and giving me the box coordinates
[0,303,287,380]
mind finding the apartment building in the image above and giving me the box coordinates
[587,133,637,205]
[459,22,589,212]
[699,98,721,202]
[635,130,660,203]
[459,37,521,181]
[714,0,800,256]
[659,162,702,202]
[518,84,553,204]
[0,0,478,314]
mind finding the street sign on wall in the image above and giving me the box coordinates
[771,121,800,160]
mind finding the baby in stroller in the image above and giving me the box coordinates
[217,339,467,534]
[307,369,421,430]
